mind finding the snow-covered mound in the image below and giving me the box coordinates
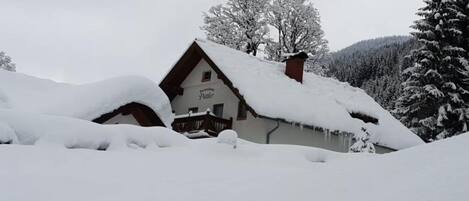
[195,39,423,150]
[0,109,188,149]
[0,124,467,201]
[0,70,173,127]
[217,129,238,148]
[0,122,18,144]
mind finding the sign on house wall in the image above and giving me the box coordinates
[199,88,215,100]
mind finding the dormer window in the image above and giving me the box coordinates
[349,112,379,125]
[202,71,212,82]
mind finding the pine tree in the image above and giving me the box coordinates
[349,127,376,153]
[201,0,269,56]
[395,0,469,141]
[435,0,469,139]
[0,52,16,72]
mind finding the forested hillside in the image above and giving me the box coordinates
[326,36,420,110]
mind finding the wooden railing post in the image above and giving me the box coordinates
[203,111,210,132]
[173,112,234,137]
[228,117,233,129]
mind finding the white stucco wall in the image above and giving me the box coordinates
[171,59,269,140]
[170,58,394,154]
[103,113,140,125]
[243,119,393,154]
[172,59,240,120]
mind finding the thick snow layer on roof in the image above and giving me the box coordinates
[0,71,173,127]
[195,39,423,150]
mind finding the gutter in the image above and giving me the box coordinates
[266,120,280,144]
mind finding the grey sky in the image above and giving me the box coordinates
[0,0,424,84]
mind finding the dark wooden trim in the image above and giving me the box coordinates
[159,41,259,118]
[172,112,233,137]
[194,43,259,117]
[93,102,165,127]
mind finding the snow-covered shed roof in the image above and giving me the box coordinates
[161,39,424,150]
[0,71,173,127]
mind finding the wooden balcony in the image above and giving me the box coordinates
[172,111,233,138]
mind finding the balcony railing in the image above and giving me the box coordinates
[172,111,233,138]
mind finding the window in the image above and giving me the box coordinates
[213,104,224,118]
[188,107,199,114]
[237,101,247,120]
[202,71,212,82]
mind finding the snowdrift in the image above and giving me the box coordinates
[194,39,424,150]
[0,118,467,201]
[0,109,188,150]
[0,70,174,127]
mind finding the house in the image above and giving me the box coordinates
[0,71,173,127]
[160,39,424,153]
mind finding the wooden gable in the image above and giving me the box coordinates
[93,102,165,127]
[159,41,258,117]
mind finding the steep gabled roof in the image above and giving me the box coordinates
[160,39,424,150]
[0,71,173,127]
[160,40,258,116]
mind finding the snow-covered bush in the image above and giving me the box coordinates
[349,127,376,153]
[217,130,238,149]
[0,122,18,144]
[0,51,16,72]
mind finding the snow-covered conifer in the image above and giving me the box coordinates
[201,0,269,56]
[0,52,16,72]
[349,127,376,153]
[325,36,418,111]
[396,0,469,141]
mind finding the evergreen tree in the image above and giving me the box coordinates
[326,36,418,111]
[0,52,16,72]
[349,127,376,153]
[395,0,469,141]
[201,0,269,56]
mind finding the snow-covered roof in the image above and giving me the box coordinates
[193,38,424,150]
[0,71,174,127]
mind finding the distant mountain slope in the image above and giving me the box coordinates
[326,36,420,110]
[335,36,413,56]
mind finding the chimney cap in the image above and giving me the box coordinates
[282,52,309,62]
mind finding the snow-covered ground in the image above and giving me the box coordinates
[0,110,467,201]
[0,64,463,201]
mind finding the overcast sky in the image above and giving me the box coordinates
[0,0,424,84]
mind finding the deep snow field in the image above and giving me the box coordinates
[0,118,468,201]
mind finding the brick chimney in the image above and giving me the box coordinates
[283,52,308,83]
